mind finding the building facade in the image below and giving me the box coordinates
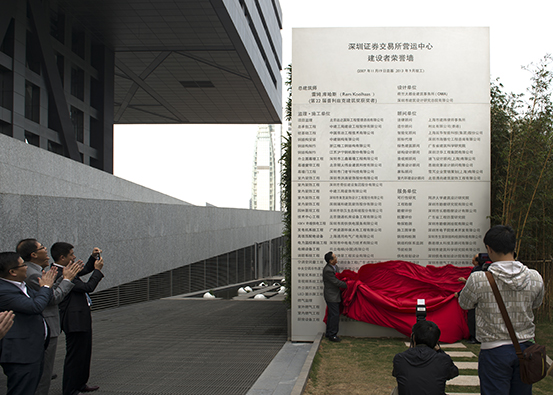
[1,0,282,172]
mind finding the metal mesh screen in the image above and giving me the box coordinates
[90,237,283,311]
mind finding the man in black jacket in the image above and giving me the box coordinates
[392,320,459,395]
[51,243,104,395]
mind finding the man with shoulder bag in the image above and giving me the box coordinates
[458,225,546,394]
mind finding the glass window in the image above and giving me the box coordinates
[25,81,40,123]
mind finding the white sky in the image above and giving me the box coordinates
[114,0,553,209]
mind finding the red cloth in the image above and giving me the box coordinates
[336,260,473,343]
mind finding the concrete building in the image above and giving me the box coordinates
[0,0,284,305]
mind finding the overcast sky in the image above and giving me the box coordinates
[114,0,553,209]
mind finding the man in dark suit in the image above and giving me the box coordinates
[0,251,56,395]
[16,239,82,395]
[322,251,347,342]
[50,243,104,395]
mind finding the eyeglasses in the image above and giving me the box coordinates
[11,264,27,270]
[34,245,47,253]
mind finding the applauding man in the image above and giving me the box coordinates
[0,251,57,395]
[17,239,83,395]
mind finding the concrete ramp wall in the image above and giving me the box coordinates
[0,134,283,291]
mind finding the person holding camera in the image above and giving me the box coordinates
[392,320,459,395]
[458,225,544,394]
[456,253,489,344]
[51,243,104,395]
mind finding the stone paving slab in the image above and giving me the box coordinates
[447,375,480,386]
[404,342,466,348]
[440,342,467,349]
[454,362,479,370]
[446,351,477,358]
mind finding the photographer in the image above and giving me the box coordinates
[456,253,491,343]
[458,225,544,394]
[392,320,459,395]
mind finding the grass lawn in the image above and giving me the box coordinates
[303,319,553,395]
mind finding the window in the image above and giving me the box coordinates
[24,131,40,147]
[70,106,84,143]
[0,66,13,110]
[48,140,64,155]
[26,30,41,75]
[71,26,85,59]
[25,81,40,123]
[56,53,64,86]
[70,66,84,100]
[0,120,12,137]
[50,8,65,44]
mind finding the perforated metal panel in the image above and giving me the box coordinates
[89,237,284,311]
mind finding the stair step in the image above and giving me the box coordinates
[448,375,480,386]
[446,351,477,358]
[454,362,478,370]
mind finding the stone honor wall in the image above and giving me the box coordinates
[291,27,490,341]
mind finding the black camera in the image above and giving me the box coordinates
[416,299,426,322]
[477,252,490,265]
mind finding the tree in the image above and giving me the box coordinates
[490,54,553,260]
[280,65,292,308]
[491,55,552,320]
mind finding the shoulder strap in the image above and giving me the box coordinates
[485,271,523,357]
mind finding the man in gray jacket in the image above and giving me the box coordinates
[458,225,544,395]
[322,251,347,342]
[17,239,82,395]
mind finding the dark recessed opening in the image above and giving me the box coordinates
[180,80,215,88]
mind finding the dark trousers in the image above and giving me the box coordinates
[479,342,533,395]
[1,356,44,395]
[325,302,340,337]
[36,336,58,395]
[63,331,92,395]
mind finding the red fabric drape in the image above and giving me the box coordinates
[335,260,473,343]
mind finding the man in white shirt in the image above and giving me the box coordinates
[458,225,544,395]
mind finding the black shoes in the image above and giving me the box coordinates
[328,335,341,342]
[80,385,100,392]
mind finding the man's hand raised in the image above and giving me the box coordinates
[63,260,84,281]
[0,310,15,339]
[39,266,57,288]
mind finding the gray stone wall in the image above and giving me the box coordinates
[0,134,283,291]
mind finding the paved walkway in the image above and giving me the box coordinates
[1,298,292,395]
